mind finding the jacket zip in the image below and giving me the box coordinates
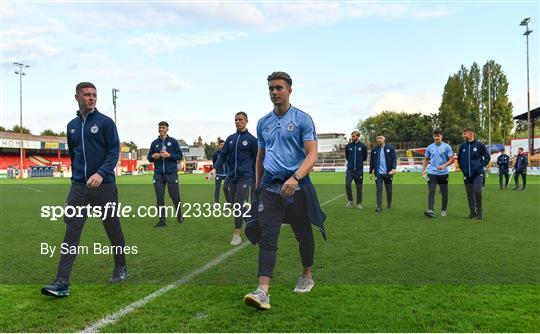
[81,116,88,183]
[234,133,240,178]
[353,143,357,171]
[468,143,471,177]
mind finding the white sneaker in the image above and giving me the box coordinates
[244,287,271,310]
[357,203,363,209]
[293,274,315,293]
[441,210,447,217]
[346,201,353,208]
[230,234,242,246]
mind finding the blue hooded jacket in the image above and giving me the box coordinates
[457,140,490,177]
[369,144,397,175]
[67,109,119,184]
[147,136,183,174]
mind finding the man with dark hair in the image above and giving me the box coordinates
[496,148,510,190]
[421,128,454,218]
[41,82,128,297]
[148,121,184,227]
[345,130,367,209]
[209,112,257,246]
[243,71,325,310]
[512,148,528,191]
[369,134,397,212]
[457,127,490,219]
[212,139,227,203]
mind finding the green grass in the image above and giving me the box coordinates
[1,172,539,332]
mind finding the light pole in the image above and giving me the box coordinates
[520,17,533,158]
[488,62,492,155]
[13,62,30,177]
[112,88,120,123]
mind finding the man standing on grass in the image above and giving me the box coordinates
[369,134,397,213]
[421,128,454,218]
[512,147,528,191]
[212,139,228,203]
[209,112,258,246]
[243,71,326,310]
[345,130,368,209]
[147,121,184,227]
[496,148,510,190]
[41,82,128,298]
[457,127,490,219]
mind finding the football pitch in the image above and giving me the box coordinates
[1,172,539,332]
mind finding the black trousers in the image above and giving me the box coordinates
[499,172,509,189]
[464,174,483,215]
[226,176,252,229]
[345,169,363,204]
[257,189,314,278]
[514,170,527,189]
[56,183,126,282]
[153,173,182,223]
[214,175,225,203]
[427,174,449,211]
[375,174,393,208]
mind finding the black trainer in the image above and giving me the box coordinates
[154,222,166,227]
[375,207,382,213]
[41,278,69,297]
[467,212,476,219]
[109,265,129,283]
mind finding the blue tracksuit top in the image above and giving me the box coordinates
[148,135,183,174]
[67,109,119,184]
[457,140,490,177]
[345,141,368,172]
[213,130,258,178]
[369,144,397,175]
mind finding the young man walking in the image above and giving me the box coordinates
[148,121,184,227]
[345,130,368,209]
[457,127,490,219]
[421,128,454,218]
[212,139,227,203]
[369,134,397,212]
[210,112,258,246]
[243,71,325,310]
[512,148,528,191]
[496,148,510,190]
[41,82,128,297]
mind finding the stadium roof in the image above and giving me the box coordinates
[513,106,540,121]
[0,131,67,143]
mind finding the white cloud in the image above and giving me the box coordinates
[2,37,62,62]
[372,91,440,115]
[123,31,248,55]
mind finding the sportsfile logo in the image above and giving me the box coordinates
[40,202,252,221]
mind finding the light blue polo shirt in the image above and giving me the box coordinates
[256,106,317,174]
[425,142,453,175]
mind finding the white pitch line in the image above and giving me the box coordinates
[81,193,343,333]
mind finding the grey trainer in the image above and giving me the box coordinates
[294,274,315,293]
[244,287,271,310]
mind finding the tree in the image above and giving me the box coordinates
[437,74,468,145]
[41,129,59,136]
[122,141,138,152]
[11,125,31,134]
[0,126,6,132]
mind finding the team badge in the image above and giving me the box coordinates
[358,147,362,151]
[155,144,159,148]
[167,142,171,146]
[473,147,477,152]
[230,141,233,144]
[90,124,99,134]
[70,128,76,134]
[462,149,466,152]
[258,202,264,212]
[242,140,248,146]
[386,149,390,153]
[287,122,296,131]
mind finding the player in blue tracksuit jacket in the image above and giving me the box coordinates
[212,139,228,203]
[512,147,528,191]
[496,148,510,190]
[344,130,368,208]
[369,134,397,212]
[457,127,490,219]
[210,112,258,246]
[42,82,127,298]
[148,121,184,227]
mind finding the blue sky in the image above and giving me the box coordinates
[1,1,539,148]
